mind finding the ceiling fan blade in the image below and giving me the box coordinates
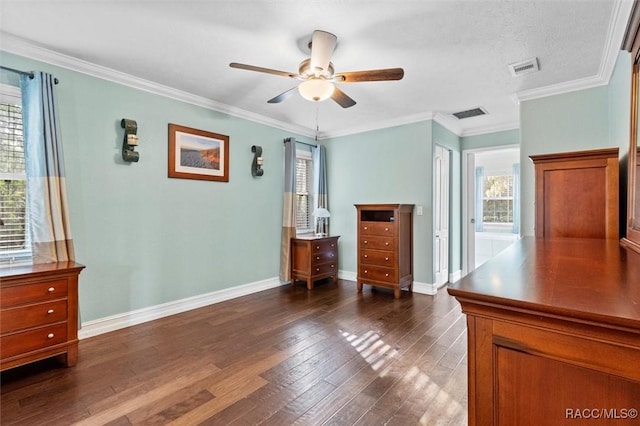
[310,30,337,74]
[267,87,298,104]
[229,62,297,78]
[331,87,356,108]
[334,68,404,83]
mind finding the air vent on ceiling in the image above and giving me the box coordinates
[452,107,487,120]
[508,57,539,77]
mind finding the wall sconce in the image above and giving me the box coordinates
[121,118,139,162]
[313,207,331,236]
[251,145,264,176]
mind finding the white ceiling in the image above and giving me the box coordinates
[0,1,633,138]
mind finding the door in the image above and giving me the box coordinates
[434,145,450,287]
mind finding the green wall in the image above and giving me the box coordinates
[325,120,462,285]
[0,51,313,322]
[520,51,632,236]
[462,129,520,151]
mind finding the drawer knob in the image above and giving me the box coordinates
[316,256,320,260]
[364,240,368,244]
[47,333,54,339]
[331,244,335,247]
[47,309,54,314]
[331,264,335,268]
[316,268,320,272]
[385,242,389,246]
[48,287,55,293]
[364,226,368,230]
[364,254,368,258]
[385,273,389,277]
[385,257,389,261]
[385,227,389,231]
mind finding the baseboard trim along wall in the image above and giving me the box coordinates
[78,276,283,339]
[340,270,442,296]
[80,269,460,339]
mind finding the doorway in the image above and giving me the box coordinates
[434,144,450,287]
[463,146,520,275]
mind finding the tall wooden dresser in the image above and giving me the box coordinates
[355,204,414,298]
[530,148,619,239]
[291,235,339,290]
[1,261,85,371]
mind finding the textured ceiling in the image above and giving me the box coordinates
[0,1,633,138]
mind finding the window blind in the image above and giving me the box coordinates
[0,101,30,260]
[295,157,313,230]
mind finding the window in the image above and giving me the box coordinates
[0,84,31,264]
[482,174,513,224]
[295,150,313,233]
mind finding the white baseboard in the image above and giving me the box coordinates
[340,270,440,296]
[338,270,357,282]
[412,281,439,295]
[78,276,283,339]
[449,269,462,283]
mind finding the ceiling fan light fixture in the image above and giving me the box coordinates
[298,78,335,102]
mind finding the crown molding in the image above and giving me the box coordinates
[433,112,463,136]
[0,32,316,139]
[515,0,633,103]
[461,121,520,137]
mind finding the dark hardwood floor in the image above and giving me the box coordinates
[1,279,467,425]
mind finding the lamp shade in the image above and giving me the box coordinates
[298,78,335,102]
[313,207,331,218]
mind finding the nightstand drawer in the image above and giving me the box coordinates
[360,221,396,236]
[1,323,68,359]
[359,265,397,283]
[311,239,338,254]
[360,249,395,266]
[0,279,68,308]
[312,250,337,264]
[311,262,337,276]
[1,300,68,334]
[360,235,396,251]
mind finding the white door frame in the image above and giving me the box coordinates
[462,144,519,276]
[433,144,450,287]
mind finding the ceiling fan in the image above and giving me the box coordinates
[229,30,404,108]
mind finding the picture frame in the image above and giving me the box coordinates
[168,123,229,182]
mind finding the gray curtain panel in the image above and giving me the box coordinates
[21,72,75,263]
[280,137,297,281]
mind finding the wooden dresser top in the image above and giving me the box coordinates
[448,237,640,331]
[0,261,85,281]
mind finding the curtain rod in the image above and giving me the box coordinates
[284,140,317,148]
[0,66,59,84]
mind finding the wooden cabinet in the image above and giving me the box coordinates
[1,261,85,371]
[355,204,413,298]
[448,238,640,425]
[291,235,339,290]
[530,148,619,239]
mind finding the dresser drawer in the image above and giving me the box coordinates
[0,279,68,308]
[311,239,338,254]
[360,235,396,251]
[1,323,68,359]
[360,249,396,266]
[359,265,397,283]
[311,262,337,276]
[360,221,396,236]
[1,300,68,334]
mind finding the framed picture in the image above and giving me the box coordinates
[168,124,229,182]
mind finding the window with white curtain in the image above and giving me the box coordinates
[0,84,32,264]
[295,149,313,233]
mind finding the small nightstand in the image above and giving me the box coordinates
[290,235,339,290]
